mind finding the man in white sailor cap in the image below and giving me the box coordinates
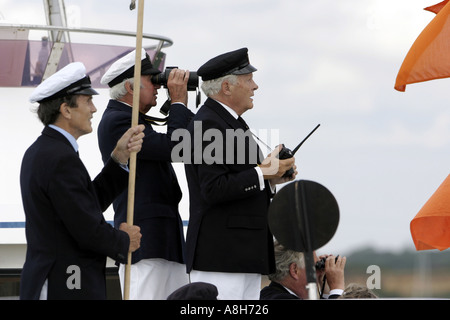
[97,49,194,299]
[20,62,145,300]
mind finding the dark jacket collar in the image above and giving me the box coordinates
[42,125,75,151]
[107,99,132,113]
[269,281,299,297]
[106,99,163,125]
[203,98,246,131]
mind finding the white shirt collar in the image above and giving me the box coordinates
[281,284,299,298]
[213,99,239,120]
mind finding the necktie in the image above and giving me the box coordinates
[237,116,249,130]
[237,116,264,164]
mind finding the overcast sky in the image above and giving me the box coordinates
[1,0,450,256]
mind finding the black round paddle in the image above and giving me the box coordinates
[268,180,340,299]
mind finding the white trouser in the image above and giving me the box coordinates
[119,258,189,300]
[189,270,261,300]
[39,279,48,300]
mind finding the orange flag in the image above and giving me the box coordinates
[410,175,450,251]
[425,0,449,14]
[394,1,450,91]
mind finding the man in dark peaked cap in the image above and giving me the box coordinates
[167,282,218,300]
[98,49,194,299]
[20,62,144,300]
[184,48,297,300]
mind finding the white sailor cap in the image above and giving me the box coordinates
[29,62,98,103]
[101,48,161,88]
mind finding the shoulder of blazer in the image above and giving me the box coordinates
[260,281,300,300]
[107,99,131,111]
[103,99,156,129]
[102,100,132,120]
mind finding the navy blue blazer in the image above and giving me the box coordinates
[19,126,130,300]
[97,99,193,264]
[260,281,342,300]
[260,281,300,300]
[184,98,275,274]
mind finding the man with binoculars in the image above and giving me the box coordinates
[97,49,194,300]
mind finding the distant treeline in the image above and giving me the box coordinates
[345,246,450,271]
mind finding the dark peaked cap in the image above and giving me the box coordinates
[166,282,218,300]
[197,47,257,81]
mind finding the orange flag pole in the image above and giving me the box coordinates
[124,0,145,300]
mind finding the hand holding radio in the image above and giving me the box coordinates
[252,123,320,182]
[259,145,296,181]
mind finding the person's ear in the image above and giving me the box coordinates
[289,263,300,280]
[59,102,71,120]
[125,80,134,94]
[222,80,232,96]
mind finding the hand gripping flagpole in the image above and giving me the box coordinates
[124,0,144,300]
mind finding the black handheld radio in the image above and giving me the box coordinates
[278,124,321,178]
